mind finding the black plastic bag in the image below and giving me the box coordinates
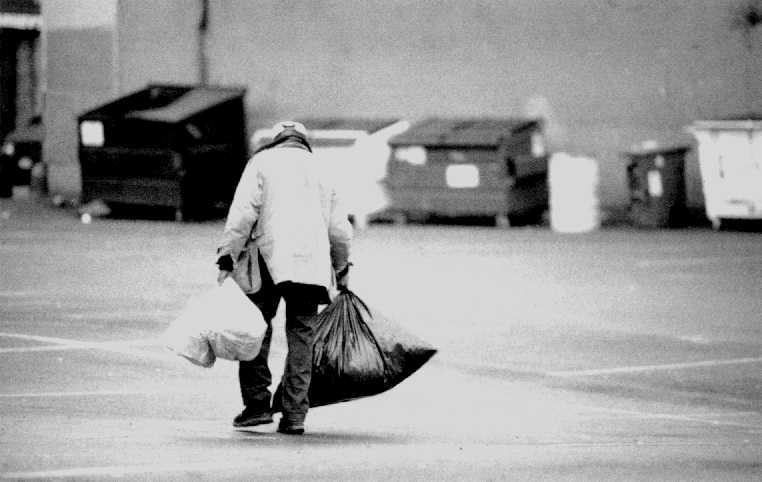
[272,289,437,411]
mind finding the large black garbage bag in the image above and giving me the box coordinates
[272,289,437,411]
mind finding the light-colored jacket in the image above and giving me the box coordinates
[217,145,353,294]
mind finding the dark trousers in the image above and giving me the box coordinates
[240,256,325,423]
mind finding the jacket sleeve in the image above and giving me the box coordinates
[327,186,353,273]
[217,159,263,262]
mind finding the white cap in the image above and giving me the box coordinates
[272,120,308,138]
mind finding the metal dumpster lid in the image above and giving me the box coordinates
[623,145,690,157]
[690,113,762,130]
[389,118,539,147]
[125,86,245,123]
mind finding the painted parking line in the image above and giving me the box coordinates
[62,311,174,320]
[0,461,264,480]
[0,290,44,297]
[547,356,762,377]
[4,434,762,481]
[636,255,762,268]
[0,331,156,346]
[0,345,90,354]
[0,389,171,399]
[447,355,762,378]
[0,331,170,361]
[572,404,762,430]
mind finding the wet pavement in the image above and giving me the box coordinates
[1,191,761,480]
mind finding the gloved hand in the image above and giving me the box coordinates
[336,263,352,291]
[216,254,233,286]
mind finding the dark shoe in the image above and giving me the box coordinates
[277,418,305,435]
[233,407,273,427]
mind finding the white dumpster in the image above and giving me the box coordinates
[251,118,410,229]
[688,117,762,229]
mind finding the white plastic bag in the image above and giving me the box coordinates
[165,278,267,367]
[164,310,215,367]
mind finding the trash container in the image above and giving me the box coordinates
[0,145,13,198]
[688,115,762,230]
[78,84,248,220]
[385,117,548,225]
[625,146,689,228]
[251,118,410,228]
[1,116,43,188]
[29,161,47,196]
[549,153,600,233]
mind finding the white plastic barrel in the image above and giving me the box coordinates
[549,153,600,233]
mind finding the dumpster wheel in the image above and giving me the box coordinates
[391,211,408,225]
[495,213,510,228]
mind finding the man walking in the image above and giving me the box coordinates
[216,121,353,434]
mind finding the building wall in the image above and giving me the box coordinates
[43,0,761,210]
[116,0,200,94]
[202,0,761,208]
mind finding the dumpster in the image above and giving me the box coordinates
[384,118,548,225]
[0,116,43,188]
[688,115,762,230]
[0,145,12,197]
[78,84,248,220]
[251,118,410,228]
[625,146,689,228]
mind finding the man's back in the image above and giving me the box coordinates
[233,145,351,288]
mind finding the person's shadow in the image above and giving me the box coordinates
[229,428,415,446]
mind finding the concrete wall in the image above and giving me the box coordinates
[202,0,760,209]
[42,0,761,210]
[116,0,200,93]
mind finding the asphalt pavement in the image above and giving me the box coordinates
[1,190,761,481]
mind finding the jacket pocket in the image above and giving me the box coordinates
[232,242,261,293]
